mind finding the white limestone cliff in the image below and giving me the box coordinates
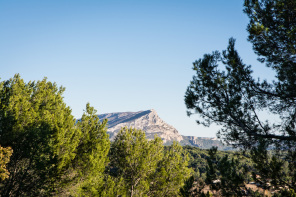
[97,109,183,143]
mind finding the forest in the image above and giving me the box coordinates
[1,0,296,196]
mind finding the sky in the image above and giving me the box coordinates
[0,0,275,137]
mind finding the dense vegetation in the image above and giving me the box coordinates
[0,75,192,196]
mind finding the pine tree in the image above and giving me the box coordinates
[0,74,80,196]
[109,127,192,197]
[205,147,250,197]
[109,127,164,197]
[185,0,296,147]
[0,75,112,196]
[184,0,296,192]
[57,103,111,196]
[150,142,192,197]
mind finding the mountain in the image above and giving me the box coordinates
[98,109,183,143]
[98,109,229,150]
[180,136,231,150]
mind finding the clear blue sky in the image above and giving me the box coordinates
[0,0,274,137]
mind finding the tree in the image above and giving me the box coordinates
[0,75,113,196]
[0,74,81,196]
[205,147,250,197]
[244,0,296,100]
[184,0,296,192]
[109,127,164,197]
[150,142,192,197]
[180,175,195,197]
[0,146,13,181]
[58,103,111,196]
[109,127,191,197]
[185,0,296,150]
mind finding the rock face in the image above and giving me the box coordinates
[97,109,183,143]
[97,109,230,150]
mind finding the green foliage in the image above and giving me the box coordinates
[98,176,127,197]
[180,175,195,197]
[0,74,80,196]
[0,75,111,196]
[76,103,110,176]
[250,141,285,190]
[244,0,296,97]
[184,0,296,193]
[205,147,251,197]
[185,38,259,148]
[184,145,209,177]
[109,127,191,197]
[180,175,207,197]
[205,147,219,186]
[0,146,13,181]
[150,142,192,196]
[183,145,248,180]
[65,103,110,196]
[110,127,164,197]
[217,155,248,196]
[185,0,296,147]
[0,75,195,196]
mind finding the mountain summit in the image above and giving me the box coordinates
[98,109,183,143]
[97,109,228,149]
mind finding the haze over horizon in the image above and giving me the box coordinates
[0,0,275,137]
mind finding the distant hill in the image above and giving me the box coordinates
[181,136,232,150]
[97,109,230,150]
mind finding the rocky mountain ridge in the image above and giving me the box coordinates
[98,109,229,150]
[98,109,183,143]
